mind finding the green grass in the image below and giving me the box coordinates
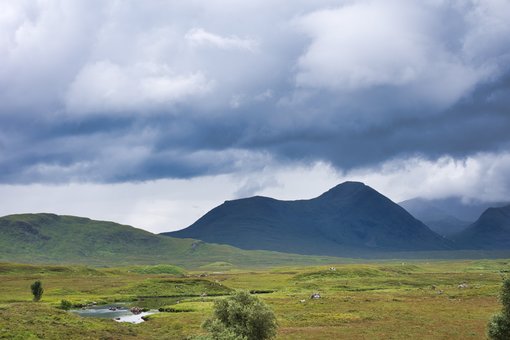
[129,264,186,275]
[0,260,508,339]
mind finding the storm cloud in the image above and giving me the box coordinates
[1,0,510,189]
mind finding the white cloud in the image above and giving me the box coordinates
[462,0,510,68]
[185,28,258,52]
[66,61,211,113]
[3,0,508,118]
[347,152,510,203]
[294,0,509,110]
[1,0,510,206]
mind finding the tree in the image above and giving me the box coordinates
[201,291,277,340]
[30,280,44,302]
[488,278,510,339]
[60,299,73,310]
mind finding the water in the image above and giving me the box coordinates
[72,305,158,324]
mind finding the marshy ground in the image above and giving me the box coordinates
[0,260,506,339]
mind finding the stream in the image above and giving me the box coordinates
[71,304,158,324]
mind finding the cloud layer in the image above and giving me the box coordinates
[1,0,510,203]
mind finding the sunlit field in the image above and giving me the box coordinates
[0,260,506,339]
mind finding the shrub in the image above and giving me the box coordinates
[488,279,510,339]
[30,280,44,302]
[60,299,73,310]
[201,291,277,340]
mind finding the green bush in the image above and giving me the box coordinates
[30,281,43,302]
[488,279,510,339]
[60,299,73,310]
[201,291,277,340]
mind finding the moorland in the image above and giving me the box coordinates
[0,260,506,339]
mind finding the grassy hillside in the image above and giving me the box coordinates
[0,213,343,268]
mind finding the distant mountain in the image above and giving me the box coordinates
[0,213,341,268]
[401,197,509,222]
[453,205,510,249]
[164,182,452,256]
[400,197,510,237]
[399,198,470,236]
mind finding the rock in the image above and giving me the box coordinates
[310,293,321,299]
[130,307,143,315]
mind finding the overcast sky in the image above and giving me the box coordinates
[1,0,510,233]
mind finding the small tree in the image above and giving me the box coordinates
[488,279,510,339]
[202,291,277,340]
[30,280,44,302]
[60,299,73,310]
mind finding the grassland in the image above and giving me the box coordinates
[0,260,508,339]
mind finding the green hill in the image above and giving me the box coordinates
[0,213,341,268]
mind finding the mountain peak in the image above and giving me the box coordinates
[166,180,450,256]
[317,181,371,199]
[325,181,369,193]
[332,181,366,189]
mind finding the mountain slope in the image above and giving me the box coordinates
[164,182,452,256]
[401,197,509,222]
[399,198,470,236]
[453,205,510,249]
[0,213,342,268]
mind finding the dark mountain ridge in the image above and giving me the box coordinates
[453,204,510,249]
[165,182,452,256]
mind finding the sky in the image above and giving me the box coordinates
[1,0,510,233]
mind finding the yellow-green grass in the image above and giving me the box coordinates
[0,260,508,339]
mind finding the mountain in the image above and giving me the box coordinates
[400,197,509,222]
[164,182,452,256]
[399,198,470,236]
[0,213,342,268]
[453,205,510,249]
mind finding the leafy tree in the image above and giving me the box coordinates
[30,280,44,302]
[201,291,277,340]
[488,279,510,339]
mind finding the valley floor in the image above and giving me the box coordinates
[0,260,506,339]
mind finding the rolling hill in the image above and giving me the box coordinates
[0,213,342,268]
[164,182,452,256]
[453,205,510,249]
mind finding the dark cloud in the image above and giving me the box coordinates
[1,0,510,185]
